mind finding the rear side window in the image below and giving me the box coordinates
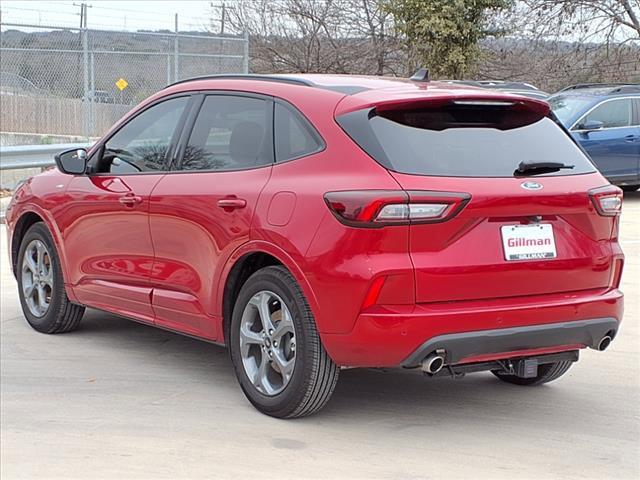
[337,106,596,177]
[182,95,272,171]
[274,103,324,162]
[577,98,633,129]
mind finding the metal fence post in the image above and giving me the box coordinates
[167,54,171,85]
[1,20,249,139]
[82,8,90,138]
[243,30,249,73]
[90,51,95,136]
[174,14,179,82]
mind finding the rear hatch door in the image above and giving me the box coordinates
[337,91,617,302]
[391,173,615,302]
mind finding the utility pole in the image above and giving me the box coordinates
[174,13,179,82]
[74,2,88,29]
[221,2,226,35]
[81,3,90,137]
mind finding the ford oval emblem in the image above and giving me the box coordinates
[521,181,543,191]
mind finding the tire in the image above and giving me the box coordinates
[229,265,339,418]
[620,185,639,193]
[492,360,573,386]
[16,222,85,334]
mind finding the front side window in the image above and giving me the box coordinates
[577,99,633,129]
[181,95,272,171]
[274,103,323,162]
[99,97,189,173]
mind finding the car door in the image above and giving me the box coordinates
[148,93,273,340]
[61,95,192,323]
[572,97,640,183]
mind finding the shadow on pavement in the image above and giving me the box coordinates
[70,308,610,430]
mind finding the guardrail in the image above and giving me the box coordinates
[0,143,91,170]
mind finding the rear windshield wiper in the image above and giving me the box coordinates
[515,159,574,176]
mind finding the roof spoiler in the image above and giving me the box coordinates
[373,95,550,117]
[370,95,551,131]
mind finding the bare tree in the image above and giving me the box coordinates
[477,1,640,91]
[215,0,403,75]
[208,0,639,90]
[219,0,344,73]
[479,38,639,91]
[340,0,402,75]
[514,0,639,45]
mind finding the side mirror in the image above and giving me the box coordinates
[578,120,604,131]
[54,148,87,175]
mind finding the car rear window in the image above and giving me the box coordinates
[337,105,596,177]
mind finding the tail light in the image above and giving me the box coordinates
[589,185,623,217]
[612,216,620,240]
[324,190,471,227]
[610,258,624,289]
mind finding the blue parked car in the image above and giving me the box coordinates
[548,84,640,191]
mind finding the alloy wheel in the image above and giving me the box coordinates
[21,239,53,317]
[239,290,297,396]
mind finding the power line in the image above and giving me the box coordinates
[88,3,216,23]
[1,6,78,16]
[1,8,217,33]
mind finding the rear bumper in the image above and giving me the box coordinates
[401,317,617,367]
[320,288,623,367]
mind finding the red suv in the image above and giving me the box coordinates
[6,73,625,418]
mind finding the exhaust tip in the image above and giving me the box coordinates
[422,353,445,375]
[597,335,612,351]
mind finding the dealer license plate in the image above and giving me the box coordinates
[501,224,557,261]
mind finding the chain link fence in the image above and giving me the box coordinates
[0,22,248,142]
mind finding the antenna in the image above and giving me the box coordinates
[410,68,430,83]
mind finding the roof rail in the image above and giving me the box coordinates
[558,83,638,92]
[166,74,315,88]
[609,84,640,94]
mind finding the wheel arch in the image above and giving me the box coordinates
[11,211,46,276]
[219,242,320,346]
[10,207,78,303]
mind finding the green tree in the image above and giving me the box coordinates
[386,0,512,79]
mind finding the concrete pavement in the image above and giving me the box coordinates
[1,192,639,480]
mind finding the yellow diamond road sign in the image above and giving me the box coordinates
[115,78,128,91]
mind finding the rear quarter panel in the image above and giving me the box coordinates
[250,96,413,334]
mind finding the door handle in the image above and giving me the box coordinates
[119,193,143,206]
[217,197,247,210]
[624,135,638,142]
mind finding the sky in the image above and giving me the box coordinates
[0,1,221,32]
[1,1,637,42]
